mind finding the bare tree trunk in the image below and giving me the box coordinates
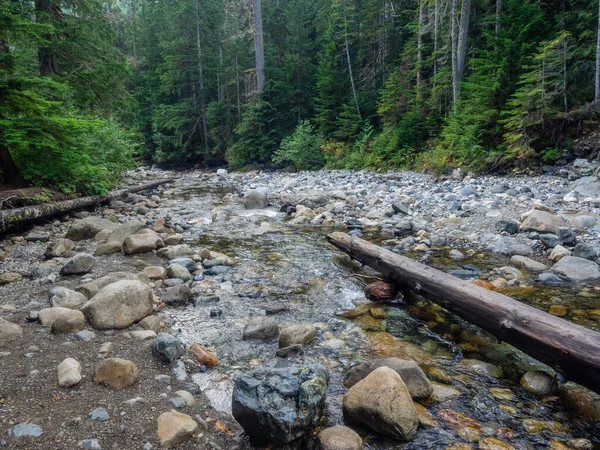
[252,0,265,93]
[342,0,361,119]
[417,0,425,95]
[596,0,600,102]
[451,0,459,108]
[457,0,471,83]
[563,34,568,112]
[433,0,439,77]
[495,0,502,36]
[235,53,242,120]
[194,0,209,154]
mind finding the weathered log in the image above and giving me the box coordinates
[327,232,600,393]
[0,179,172,232]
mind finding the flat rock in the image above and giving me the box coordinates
[106,221,147,245]
[50,289,87,309]
[550,256,600,283]
[39,307,82,327]
[510,255,548,272]
[10,423,43,438]
[520,210,565,234]
[95,241,123,256]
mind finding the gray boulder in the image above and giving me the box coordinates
[50,289,87,309]
[123,233,164,255]
[161,286,193,306]
[232,364,329,447]
[0,317,22,346]
[243,190,269,209]
[66,218,115,241]
[76,272,138,299]
[166,264,192,282]
[279,323,317,348]
[60,253,96,275]
[550,256,600,283]
[106,221,147,245]
[243,317,279,340]
[520,210,565,234]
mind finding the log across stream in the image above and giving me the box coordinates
[327,231,600,394]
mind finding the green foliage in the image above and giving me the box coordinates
[273,121,325,170]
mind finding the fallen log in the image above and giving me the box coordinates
[327,232,600,393]
[0,179,172,232]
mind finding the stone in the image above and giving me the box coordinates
[550,256,600,283]
[457,359,503,378]
[51,310,85,334]
[160,244,193,260]
[78,439,102,450]
[538,272,564,285]
[510,255,548,272]
[156,410,198,449]
[520,210,564,234]
[166,263,192,282]
[141,266,168,280]
[496,220,519,235]
[76,330,96,341]
[95,358,138,388]
[344,358,433,399]
[243,317,279,340]
[138,315,163,333]
[45,238,75,258]
[39,307,82,327]
[520,370,557,396]
[558,382,600,423]
[449,249,465,261]
[76,272,138,299]
[549,304,568,316]
[557,226,576,246]
[50,289,87,309]
[232,364,329,447]
[426,382,462,404]
[66,218,115,241]
[10,424,43,438]
[152,334,185,363]
[169,258,197,273]
[82,280,153,329]
[243,189,269,209]
[414,403,439,428]
[343,367,418,441]
[573,242,597,260]
[279,323,317,348]
[0,272,22,284]
[98,342,114,356]
[57,358,82,387]
[170,397,185,409]
[549,245,571,262]
[317,426,363,450]
[106,221,147,245]
[164,234,183,245]
[95,241,123,256]
[123,233,164,255]
[90,407,110,422]
[130,330,157,340]
[189,344,218,367]
[60,253,96,275]
[0,317,22,346]
[161,285,193,306]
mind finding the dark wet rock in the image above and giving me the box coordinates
[344,358,433,399]
[152,334,185,363]
[210,308,222,318]
[264,305,288,315]
[520,370,557,396]
[232,364,330,447]
[279,323,317,348]
[540,234,561,248]
[169,257,197,273]
[82,280,153,329]
[537,272,564,285]
[243,190,269,209]
[550,256,600,283]
[60,253,96,275]
[572,242,596,260]
[243,317,279,340]
[161,285,193,306]
[276,344,303,358]
[557,226,576,246]
[558,382,600,423]
[204,265,230,276]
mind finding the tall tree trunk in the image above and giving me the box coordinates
[252,0,265,93]
[0,145,26,188]
[433,0,439,77]
[35,0,61,75]
[194,0,209,154]
[495,0,502,36]
[457,0,471,83]
[342,0,361,119]
[416,0,425,95]
[235,53,242,120]
[596,0,600,102]
[451,0,459,108]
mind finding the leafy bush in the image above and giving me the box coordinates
[273,121,325,170]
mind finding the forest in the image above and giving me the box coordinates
[2,0,600,194]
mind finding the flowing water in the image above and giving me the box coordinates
[159,175,600,449]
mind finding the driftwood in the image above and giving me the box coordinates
[327,232,600,393]
[0,179,172,232]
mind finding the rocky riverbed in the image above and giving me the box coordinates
[0,163,600,449]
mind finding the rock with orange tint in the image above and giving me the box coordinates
[438,409,482,441]
[95,358,138,388]
[472,279,495,290]
[478,437,515,450]
[156,410,198,448]
[364,281,397,301]
[190,344,218,368]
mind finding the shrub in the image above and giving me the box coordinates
[272,121,325,170]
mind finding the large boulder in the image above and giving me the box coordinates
[66,218,116,241]
[243,190,269,209]
[519,210,565,234]
[106,221,147,245]
[344,358,432,399]
[44,238,75,259]
[76,272,138,299]
[161,286,193,306]
[232,364,330,447]
[318,426,363,450]
[0,317,22,346]
[82,280,153,329]
[550,256,600,283]
[343,367,418,441]
[123,232,164,255]
[60,253,96,275]
[50,289,87,309]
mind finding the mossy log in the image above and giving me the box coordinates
[327,232,600,393]
[0,179,172,232]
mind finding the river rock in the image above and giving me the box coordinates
[50,289,87,309]
[76,272,139,299]
[558,382,600,423]
[10,423,43,438]
[138,315,163,333]
[95,358,138,388]
[243,317,279,340]
[343,366,418,441]
[141,266,168,280]
[232,364,330,447]
[60,253,96,275]
[123,233,164,255]
[66,218,115,241]
[317,426,363,450]
[166,263,192,282]
[549,245,571,262]
[82,280,153,329]
[550,256,600,283]
[279,323,317,348]
[39,307,82,327]
[344,358,432,399]
[168,257,197,272]
[510,255,548,272]
[51,310,85,333]
[106,220,147,244]
[152,334,185,363]
[520,210,564,234]
[457,359,503,378]
[57,358,82,387]
[156,410,198,448]
[95,241,123,256]
[160,245,193,260]
[189,343,218,367]
[161,285,193,306]
[45,238,75,258]
[243,190,269,209]
[520,370,556,396]
[0,317,22,346]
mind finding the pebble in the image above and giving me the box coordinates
[90,407,110,422]
[78,439,102,450]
